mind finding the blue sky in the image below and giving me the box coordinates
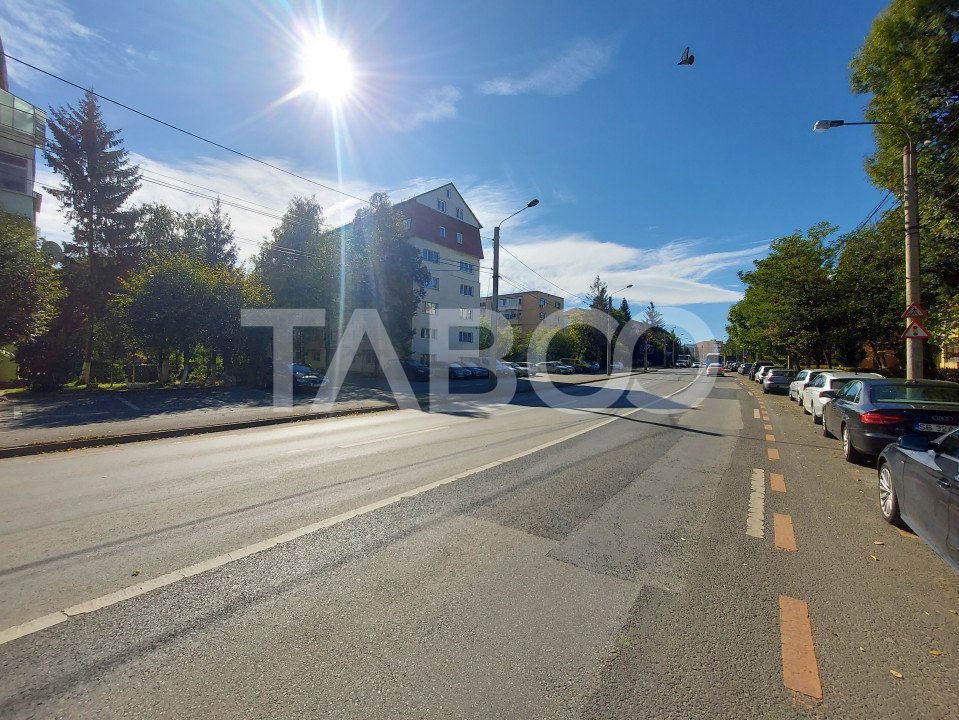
[1,0,890,342]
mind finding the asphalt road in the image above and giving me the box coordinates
[0,369,956,718]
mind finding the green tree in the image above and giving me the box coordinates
[0,211,63,348]
[44,90,142,383]
[183,198,239,268]
[850,0,959,314]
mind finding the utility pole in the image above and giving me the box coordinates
[903,142,922,380]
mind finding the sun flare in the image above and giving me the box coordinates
[300,35,355,104]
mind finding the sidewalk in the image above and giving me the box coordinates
[0,370,650,458]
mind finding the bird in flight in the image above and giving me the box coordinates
[678,46,695,65]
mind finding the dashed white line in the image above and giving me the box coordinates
[118,397,140,411]
[753,409,760,419]
[747,468,765,538]
[337,425,449,448]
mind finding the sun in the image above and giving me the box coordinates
[300,35,355,104]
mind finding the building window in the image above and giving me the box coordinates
[0,151,28,193]
[446,189,451,199]
[458,331,474,344]
[420,327,438,339]
[538,298,546,307]
[539,312,546,319]
[459,260,473,273]
[555,301,562,309]
[425,277,439,290]
[421,248,439,263]
[458,308,473,320]
[456,232,463,244]
[459,284,474,296]
[424,302,437,315]
[403,217,412,232]
[438,226,447,239]
[437,199,447,212]
[455,207,464,220]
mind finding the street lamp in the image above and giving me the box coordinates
[490,198,538,383]
[813,118,922,379]
[607,284,633,376]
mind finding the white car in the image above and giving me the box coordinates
[754,365,778,384]
[801,371,883,424]
[788,369,826,402]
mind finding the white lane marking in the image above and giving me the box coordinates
[747,468,765,538]
[12,406,21,418]
[753,409,760,419]
[0,375,701,645]
[118,397,140,411]
[337,425,450,449]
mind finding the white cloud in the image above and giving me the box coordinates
[479,38,615,97]
[0,0,99,87]
[392,85,461,131]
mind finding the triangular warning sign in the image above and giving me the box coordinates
[901,319,929,340]
[901,303,928,319]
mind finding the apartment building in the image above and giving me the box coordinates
[396,183,484,364]
[480,291,564,340]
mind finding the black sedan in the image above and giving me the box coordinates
[877,430,959,572]
[822,379,959,462]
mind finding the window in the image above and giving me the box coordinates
[455,207,464,220]
[420,328,438,339]
[539,312,546,319]
[459,284,474,296]
[456,232,463,244]
[439,226,447,239]
[437,199,447,212]
[425,277,439,290]
[424,302,437,315]
[421,248,439,263]
[446,189,451,199]
[538,298,546,307]
[459,260,473,273]
[555,301,561,309]
[458,308,473,320]
[403,217,412,231]
[0,151,28,193]
[458,331,474,344]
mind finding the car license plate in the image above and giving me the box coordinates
[915,423,958,434]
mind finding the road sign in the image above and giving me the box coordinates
[901,320,930,340]
[901,302,928,319]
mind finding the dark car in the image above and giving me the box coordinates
[748,361,773,380]
[762,368,797,394]
[390,359,431,382]
[822,379,959,462]
[877,430,959,572]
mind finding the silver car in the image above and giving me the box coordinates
[762,368,797,394]
[788,369,826,402]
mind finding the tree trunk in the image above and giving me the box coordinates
[81,325,94,385]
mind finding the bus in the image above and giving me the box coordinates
[704,352,723,368]
[676,354,691,368]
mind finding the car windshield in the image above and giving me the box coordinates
[291,364,314,374]
[871,385,959,405]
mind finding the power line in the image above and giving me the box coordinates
[496,243,591,304]
[4,52,372,206]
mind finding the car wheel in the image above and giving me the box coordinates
[878,462,901,523]
[813,407,822,425]
[841,425,862,463]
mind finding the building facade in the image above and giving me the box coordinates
[396,183,484,364]
[480,291,564,341]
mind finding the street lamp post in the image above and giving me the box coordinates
[813,119,922,379]
[606,284,633,376]
[490,198,538,385]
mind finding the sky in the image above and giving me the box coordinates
[0,0,891,343]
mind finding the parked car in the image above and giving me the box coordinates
[586,361,601,373]
[762,368,797,394]
[610,361,625,372]
[461,361,490,378]
[560,358,592,374]
[691,361,700,369]
[822,379,959,462]
[291,363,324,391]
[443,362,474,380]
[738,363,751,375]
[748,361,773,380]
[788,369,826,402]
[800,371,883,424]
[705,363,724,377]
[495,360,517,377]
[536,361,574,375]
[754,365,778,384]
[389,359,431,382]
[511,362,538,377]
[877,429,959,572]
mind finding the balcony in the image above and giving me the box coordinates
[0,89,46,147]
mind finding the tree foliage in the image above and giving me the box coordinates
[0,211,63,347]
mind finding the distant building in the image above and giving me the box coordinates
[480,291,564,341]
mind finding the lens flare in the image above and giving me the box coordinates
[300,35,355,104]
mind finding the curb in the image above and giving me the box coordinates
[0,369,656,459]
